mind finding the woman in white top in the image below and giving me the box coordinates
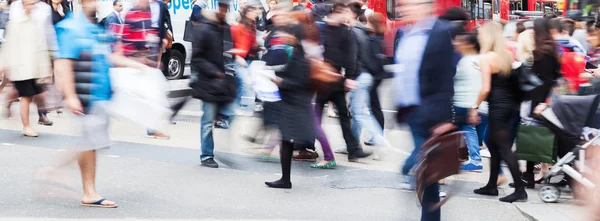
[452,32,483,172]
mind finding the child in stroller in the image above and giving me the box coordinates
[532,94,600,203]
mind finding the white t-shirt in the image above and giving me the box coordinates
[453,54,482,108]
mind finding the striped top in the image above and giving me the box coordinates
[120,8,160,64]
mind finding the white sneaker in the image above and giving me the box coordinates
[480,148,491,158]
[334,145,348,154]
[439,190,447,198]
[254,104,264,112]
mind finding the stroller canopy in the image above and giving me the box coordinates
[551,95,600,137]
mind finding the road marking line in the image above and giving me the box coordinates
[1,143,14,146]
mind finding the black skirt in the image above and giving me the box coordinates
[13,79,45,97]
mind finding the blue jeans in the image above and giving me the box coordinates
[234,62,250,110]
[461,125,482,165]
[350,73,388,147]
[200,101,235,161]
[403,128,427,175]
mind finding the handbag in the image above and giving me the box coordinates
[515,123,557,163]
[515,59,543,92]
[108,68,171,130]
[309,58,341,84]
[416,132,469,207]
[165,29,173,49]
[35,83,63,112]
[183,20,194,42]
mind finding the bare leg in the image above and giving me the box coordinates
[20,96,32,128]
[78,150,116,207]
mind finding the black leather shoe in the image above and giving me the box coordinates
[499,190,528,203]
[474,187,499,196]
[348,150,373,162]
[265,179,292,189]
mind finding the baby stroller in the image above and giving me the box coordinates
[536,94,600,203]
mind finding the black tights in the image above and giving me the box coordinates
[486,116,523,190]
[279,140,295,183]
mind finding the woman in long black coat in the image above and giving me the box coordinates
[264,21,315,189]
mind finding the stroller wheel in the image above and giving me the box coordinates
[539,185,561,203]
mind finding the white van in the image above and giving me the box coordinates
[92,0,241,79]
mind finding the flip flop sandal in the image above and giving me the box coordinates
[80,198,118,208]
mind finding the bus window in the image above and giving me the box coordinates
[386,0,401,20]
[463,0,493,20]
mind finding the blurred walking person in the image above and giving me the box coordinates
[230,5,260,116]
[119,0,171,139]
[189,0,236,168]
[453,32,483,172]
[313,3,372,162]
[288,9,337,168]
[472,22,527,203]
[53,0,147,207]
[347,4,392,160]
[7,0,58,126]
[265,7,315,189]
[393,0,457,219]
[0,0,52,137]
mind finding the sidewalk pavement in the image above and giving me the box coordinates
[0,106,590,220]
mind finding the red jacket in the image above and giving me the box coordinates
[230,23,257,59]
[561,51,588,93]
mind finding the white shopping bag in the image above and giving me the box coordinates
[249,61,280,102]
[108,67,171,130]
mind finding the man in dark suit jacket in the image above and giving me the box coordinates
[103,0,124,31]
[393,0,458,220]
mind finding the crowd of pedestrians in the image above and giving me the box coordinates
[3,0,600,220]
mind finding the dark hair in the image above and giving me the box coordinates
[239,6,258,30]
[516,21,526,34]
[348,2,364,18]
[533,18,558,61]
[548,18,562,33]
[561,18,576,36]
[113,0,120,6]
[458,31,480,52]
[440,6,469,21]
[331,2,347,14]
[543,12,557,18]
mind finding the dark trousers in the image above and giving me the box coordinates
[315,89,361,155]
[406,113,440,221]
[161,49,171,74]
[370,79,385,133]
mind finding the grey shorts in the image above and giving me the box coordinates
[79,101,111,150]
